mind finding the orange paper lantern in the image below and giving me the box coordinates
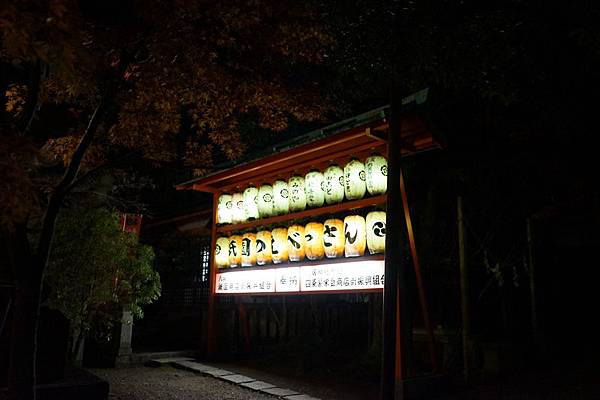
[323,218,345,258]
[241,232,257,266]
[304,222,324,260]
[287,225,305,262]
[215,237,230,268]
[228,235,242,267]
[256,230,272,265]
[344,215,366,257]
[271,228,289,264]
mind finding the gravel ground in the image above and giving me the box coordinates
[88,365,275,400]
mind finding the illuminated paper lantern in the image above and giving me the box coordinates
[217,194,232,224]
[287,225,305,262]
[344,158,367,200]
[231,192,246,223]
[215,237,230,268]
[366,211,386,254]
[271,228,289,264]
[256,230,272,265]
[258,184,274,218]
[305,170,325,208]
[304,222,324,260]
[324,164,345,204]
[365,154,388,195]
[344,215,366,257]
[323,218,345,258]
[241,232,257,266]
[272,180,289,215]
[228,235,242,267]
[243,186,260,220]
[288,175,307,212]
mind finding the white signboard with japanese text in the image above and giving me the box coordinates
[216,269,275,294]
[215,259,384,295]
[300,260,384,291]
[275,267,301,292]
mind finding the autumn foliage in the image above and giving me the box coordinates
[1,0,334,226]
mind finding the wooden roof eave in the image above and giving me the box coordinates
[177,112,439,194]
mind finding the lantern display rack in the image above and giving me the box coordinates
[177,110,438,289]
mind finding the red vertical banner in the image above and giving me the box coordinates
[119,213,143,237]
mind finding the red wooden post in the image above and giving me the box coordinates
[400,170,438,372]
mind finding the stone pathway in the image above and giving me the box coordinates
[152,358,321,400]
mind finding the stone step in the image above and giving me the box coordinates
[146,356,195,367]
[135,350,196,366]
[167,359,321,399]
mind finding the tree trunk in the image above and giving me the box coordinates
[8,283,41,400]
[7,98,107,400]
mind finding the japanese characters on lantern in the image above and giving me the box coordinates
[344,215,366,257]
[272,180,290,216]
[366,211,386,254]
[271,227,289,264]
[217,194,233,224]
[365,154,388,195]
[241,232,257,266]
[344,158,367,200]
[256,230,272,265]
[305,170,325,208]
[287,224,305,262]
[324,164,345,204]
[304,222,324,260]
[231,192,246,224]
[258,184,274,218]
[228,235,242,267]
[243,186,260,220]
[323,218,345,258]
[215,237,230,268]
[288,175,307,212]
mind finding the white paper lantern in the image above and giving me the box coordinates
[305,170,325,208]
[231,192,246,223]
[243,186,260,220]
[228,235,242,267]
[344,159,367,200]
[304,222,324,260]
[241,232,257,266]
[323,218,345,258]
[344,215,366,257]
[258,184,274,218]
[288,175,307,212]
[272,180,289,216]
[256,230,272,265]
[215,237,230,268]
[287,225,305,262]
[217,194,232,224]
[271,227,289,264]
[324,164,345,205]
[365,154,388,196]
[366,211,386,254]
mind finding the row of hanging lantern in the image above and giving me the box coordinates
[214,211,386,268]
[216,154,388,225]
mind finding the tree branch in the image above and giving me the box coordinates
[21,61,49,138]
[35,97,108,274]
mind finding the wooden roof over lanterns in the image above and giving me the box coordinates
[176,89,440,194]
